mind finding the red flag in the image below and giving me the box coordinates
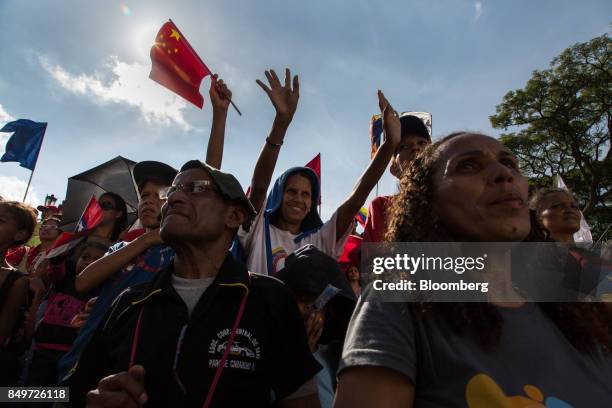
[338,234,362,269]
[45,195,104,259]
[305,153,321,180]
[149,20,212,108]
[305,153,321,206]
[75,195,104,232]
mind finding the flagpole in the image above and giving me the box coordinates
[22,123,47,203]
[169,19,242,116]
[22,170,34,202]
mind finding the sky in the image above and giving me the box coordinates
[0,0,610,219]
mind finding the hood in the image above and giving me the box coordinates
[265,166,323,232]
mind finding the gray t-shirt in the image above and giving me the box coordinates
[171,274,215,316]
[339,285,612,407]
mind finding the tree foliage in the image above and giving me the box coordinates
[490,31,611,235]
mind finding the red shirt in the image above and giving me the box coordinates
[363,195,394,243]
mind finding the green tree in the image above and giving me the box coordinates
[490,32,611,236]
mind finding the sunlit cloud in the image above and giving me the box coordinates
[39,55,193,130]
[474,1,483,21]
[0,103,14,126]
[0,175,40,206]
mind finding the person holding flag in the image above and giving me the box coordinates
[240,70,401,275]
[363,113,431,243]
[59,161,177,384]
[68,160,320,407]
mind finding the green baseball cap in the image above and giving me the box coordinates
[179,160,256,218]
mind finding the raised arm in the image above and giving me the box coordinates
[249,68,299,213]
[206,74,233,169]
[335,91,401,241]
[74,230,162,293]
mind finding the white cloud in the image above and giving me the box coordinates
[0,103,14,126]
[0,175,40,206]
[0,104,14,155]
[39,56,192,130]
[0,133,10,156]
[474,1,483,21]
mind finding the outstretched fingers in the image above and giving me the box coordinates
[269,69,281,88]
[256,78,272,95]
[284,68,291,90]
[292,74,300,96]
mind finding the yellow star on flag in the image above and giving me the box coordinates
[170,29,181,41]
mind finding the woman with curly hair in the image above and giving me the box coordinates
[334,132,612,407]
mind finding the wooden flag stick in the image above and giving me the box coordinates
[228,99,242,116]
[169,19,242,116]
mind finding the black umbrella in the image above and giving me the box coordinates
[61,156,138,231]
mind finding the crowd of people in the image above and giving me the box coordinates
[0,68,610,407]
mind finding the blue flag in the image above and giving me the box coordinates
[1,119,47,171]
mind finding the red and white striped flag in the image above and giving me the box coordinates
[45,195,104,259]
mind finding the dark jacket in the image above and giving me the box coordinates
[68,253,321,407]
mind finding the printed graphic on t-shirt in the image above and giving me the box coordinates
[208,328,261,372]
[271,247,288,274]
[466,373,574,407]
[42,292,85,327]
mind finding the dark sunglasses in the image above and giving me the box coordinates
[40,224,59,230]
[99,201,116,211]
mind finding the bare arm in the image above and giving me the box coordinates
[0,275,28,345]
[334,366,414,408]
[75,230,162,293]
[335,91,401,241]
[24,276,46,340]
[249,68,300,213]
[206,74,232,169]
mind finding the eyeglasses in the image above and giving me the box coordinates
[159,180,218,199]
[99,201,116,211]
[40,224,59,230]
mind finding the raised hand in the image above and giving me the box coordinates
[305,310,324,352]
[209,74,232,112]
[142,228,163,247]
[71,297,97,328]
[377,90,401,148]
[86,365,147,407]
[256,68,299,123]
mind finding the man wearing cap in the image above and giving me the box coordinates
[59,161,177,383]
[69,161,321,407]
[363,114,431,243]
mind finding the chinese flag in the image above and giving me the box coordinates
[149,20,212,108]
